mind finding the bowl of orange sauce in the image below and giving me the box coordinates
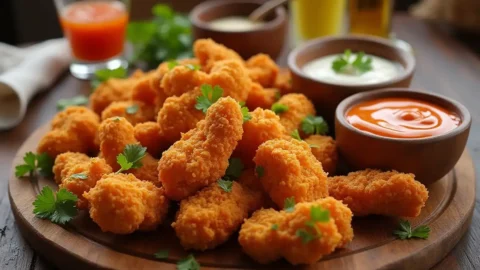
[335,88,471,185]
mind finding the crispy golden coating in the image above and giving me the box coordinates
[276,94,316,134]
[245,54,279,88]
[84,173,169,234]
[304,135,338,175]
[52,152,90,184]
[239,198,352,265]
[90,70,144,114]
[131,70,165,109]
[328,169,429,217]
[253,139,328,208]
[101,101,156,125]
[134,122,167,157]
[172,181,262,250]
[59,157,113,209]
[158,97,244,200]
[233,108,286,168]
[208,60,251,102]
[37,106,100,158]
[132,154,161,186]
[194,38,243,72]
[274,68,292,94]
[161,65,209,97]
[156,88,205,143]
[245,83,277,110]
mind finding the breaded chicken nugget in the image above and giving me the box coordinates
[239,198,352,265]
[59,157,113,209]
[172,181,261,250]
[134,122,167,157]
[304,135,338,175]
[101,101,156,125]
[38,106,100,158]
[208,60,251,102]
[328,169,429,217]
[131,70,166,109]
[52,152,90,184]
[156,88,205,143]
[233,108,286,168]
[245,83,277,110]
[253,139,328,208]
[84,173,169,234]
[194,38,243,72]
[246,54,279,88]
[90,70,144,114]
[161,65,209,97]
[238,168,274,209]
[274,68,292,94]
[158,97,244,200]
[276,94,316,134]
[316,197,354,248]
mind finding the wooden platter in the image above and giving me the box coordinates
[9,125,476,270]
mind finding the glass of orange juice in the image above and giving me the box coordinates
[54,0,130,79]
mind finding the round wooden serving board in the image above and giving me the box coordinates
[9,125,476,270]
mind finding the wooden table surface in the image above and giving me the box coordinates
[1,14,479,269]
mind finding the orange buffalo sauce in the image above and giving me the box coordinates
[346,97,461,138]
[60,1,128,61]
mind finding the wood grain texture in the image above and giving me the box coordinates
[0,14,479,269]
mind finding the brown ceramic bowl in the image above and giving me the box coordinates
[335,88,471,185]
[288,35,416,125]
[190,0,287,59]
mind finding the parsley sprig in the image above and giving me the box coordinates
[393,220,430,240]
[301,115,329,135]
[15,152,53,178]
[33,186,78,225]
[332,49,373,75]
[296,206,330,244]
[56,95,89,111]
[91,67,127,90]
[217,158,244,192]
[195,84,223,113]
[240,105,252,123]
[177,254,200,270]
[116,144,147,173]
[291,129,319,148]
[271,103,288,114]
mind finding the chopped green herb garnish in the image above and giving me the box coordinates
[301,115,329,135]
[241,106,252,123]
[15,152,53,177]
[195,84,223,113]
[168,60,179,70]
[332,49,373,75]
[291,129,302,141]
[224,158,244,180]
[56,95,89,111]
[218,179,233,193]
[177,254,200,270]
[70,173,88,180]
[33,187,78,225]
[116,144,147,173]
[393,220,430,240]
[185,64,201,71]
[153,249,169,259]
[255,166,264,178]
[284,197,295,213]
[126,104,139,115]
[296,228,316,244]
[91,67,127,89]
[271,103,288,114]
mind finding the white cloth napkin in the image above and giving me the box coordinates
[0,38,72,130]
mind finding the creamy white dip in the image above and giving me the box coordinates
[209,16,264,32]
[302,53,403,85]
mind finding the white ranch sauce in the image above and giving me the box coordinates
[209,16,264,32]
[302,53,403,85]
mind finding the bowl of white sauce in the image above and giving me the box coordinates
[190,0,288,59]
[288,35,416,124]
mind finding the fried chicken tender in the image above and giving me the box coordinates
[253,139,328,208]
[304,135,338,175]
[90,70,144,114]
[156,88,205,143]
[134,122,166,157]
[101,101,156,125]
[328,169,429,217]
[158,97,244,200]
[84,173,169,234]
[52,152,90,184]
[98,117,160,185]
[276,93,316,134]
[274,68,292,94]
[245,54,279,88]
[194,38,243,72]
[38,106,100,158]
[131,70,166,110]
[172,181,262,250]
[208,60,251,102]
[161,65,209,97]
[233,108,286,168]
[245,83,277,110]
[239,198,353,265]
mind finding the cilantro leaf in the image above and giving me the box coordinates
[33,187,78,224]
[271,103,288,114]
[393,220,430,240]
[168,60,179,70]
[284,197,295,213]
[352,51,373,73]
[126,104,139,115]
[15,152,53,177]
[70,173,88,180]
[310,206,330,222]
[241,106,252,123]
[195,84,224,113]
[271,224,279,231]
[56,95,89,111]
[255,166,264,178]
[177,254,200,270]
[91,67,127,90]
[15,151,36,177]
[296,228,317,244]
[301,115,329,135]
[117,155,133,172]
[291,129,302,141]
[153,249,169,259]
[224,158,244,180]
[218,179,233,193]
[411,225,431,239]
[36,153,54,177]
[332,49,373,75]
[116,144,147,173]
[24,152,36,168]
[185,64,200,71]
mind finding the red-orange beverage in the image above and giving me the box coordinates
[60,1,128,61]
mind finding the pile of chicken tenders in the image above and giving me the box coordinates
[36,39,429,265]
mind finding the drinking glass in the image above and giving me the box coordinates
[54,0,130,79]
